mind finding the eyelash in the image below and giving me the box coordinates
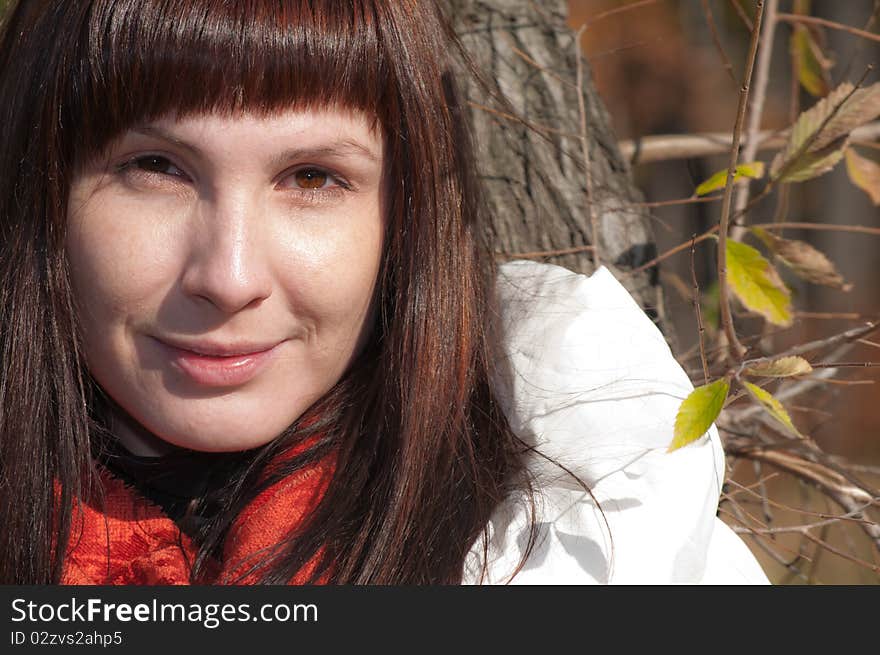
[114,155,351,203]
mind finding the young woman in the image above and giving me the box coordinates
[0,0,768,585]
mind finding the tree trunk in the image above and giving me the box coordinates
[445,0,669,332]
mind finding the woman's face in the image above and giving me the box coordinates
[66,108,386,454]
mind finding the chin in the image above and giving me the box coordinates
[146,406,300,454]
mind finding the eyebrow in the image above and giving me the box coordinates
[130,125,381,166]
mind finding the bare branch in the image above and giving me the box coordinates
[626,220,880,277]
[585,0,664,25]
[495,244,594,260]
[618,121,880,164]
[718,0,766,362]
[744,321,880,364]
[729,0,754,31]
[777,12,880,45]
[575,24,601,266]
[700,0,739,86]
[747,221,880,238]
[690,235,710,385]
[733,504,878,534]
[800,532,880,574]
[724,444,880,550]
[732,0,778,240]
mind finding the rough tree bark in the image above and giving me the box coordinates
[444,0,669,332]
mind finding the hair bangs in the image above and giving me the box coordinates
[69,0,388,158]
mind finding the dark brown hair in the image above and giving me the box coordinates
[0,0,534,583]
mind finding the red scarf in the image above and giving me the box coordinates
[61,443,334,585]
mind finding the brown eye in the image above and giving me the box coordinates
[294,168,329,189]
[135,155,185,177]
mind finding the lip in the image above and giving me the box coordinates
[155,338,284,387]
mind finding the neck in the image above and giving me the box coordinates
[101,397,176,458]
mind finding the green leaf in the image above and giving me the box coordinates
[668,379,730,453]
[774,137,847,183]
[751,227,852,291]
[791,25,832,97]
[745,356,813,378]
[726,240,793,326]
[743,381,804,438]
[695,161,765,196]
[770,81,880,183]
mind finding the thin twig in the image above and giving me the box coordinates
[626,219,880,277]
[575,24,601,267]
[632,195,723,208]
[747,221,880,237]
[723,472,781,498]
[503,35,573,89]
[742,321,880,367]
[718,0,765,361]
[585,37,667,62]
[495,244,595,260]
[800,531,880,573]
[777,13,880,45]
[732,0,778,240]
[729,0,754,31]
[628,227,719,276]
[720,505,814,564]
[720,506,819,581]
[618,122,880,164]
[690,235,710,384]
[819,379,876,386]
[773,6,800,227]
[585,0,664,26]
[728,447,878,508]
[466,101,578,139]
[796,312,865,320]
[838,1,880,82]
[718,499,770,534]
[700,0,739,86]
[829,459,880,476]
[733,502,879,534]
[723,476,873,521]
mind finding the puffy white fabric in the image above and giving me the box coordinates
[462,260,769,584]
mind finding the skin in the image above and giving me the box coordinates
[66,108,386,455]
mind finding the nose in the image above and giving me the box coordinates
[180,196,273,314]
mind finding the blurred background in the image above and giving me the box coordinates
[567,0,879,583]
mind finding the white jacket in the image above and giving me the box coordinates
[463,261,769,584]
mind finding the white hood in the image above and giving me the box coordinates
[463,261,769,584]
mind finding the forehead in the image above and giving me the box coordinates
[132,109,383,152]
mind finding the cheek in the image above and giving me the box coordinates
[66,197,182,328]
[273,203,385,338]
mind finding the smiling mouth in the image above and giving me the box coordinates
[155,338,284,387]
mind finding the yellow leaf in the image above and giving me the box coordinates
[751,227,852,291]
[745,356,813,378]
[695,162,765,196]
[845,147,880,206]
[792,25,832,97]
[668,379,730,453]
[770,81,880,182]
[743,381,804,438]
[726,240,793,326]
